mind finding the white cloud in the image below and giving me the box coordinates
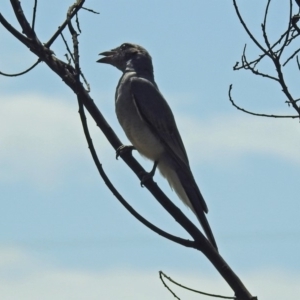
[0,247,25,267]
[0,94,111,187]
[1,93,299,188]
[178,114,300,166]
[0,246,299,300]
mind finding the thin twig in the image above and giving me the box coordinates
[0,59,41,77]
[70,1,194,247]
[1,2,256,298]
[159,271,236,299]
[292,14,300,34]
[233,0,269,56]
[66,2,90,91]
[297,55,300,69]
[31,0,38,31]
[278,0,293,58]
[241,47,279,81]
[45,0,85,48]
[283,46,300,66]
[232,1,300,118]
[233,27,297,71]
[228,85,299,119]
[10,0,37,40]
[261,0,274,58]
[75,13,81,33]
[262,0,272,46]
[273,56,300,116]
[0,13,32,46]
[233,1,299,71]
[82,7,100,14]
[60,32,75,63]
[77,94,195,247]
[160,271,181,300]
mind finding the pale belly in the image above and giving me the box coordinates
[117,102,165,161]
[115,72,165,161]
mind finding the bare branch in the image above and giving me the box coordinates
[0,59,41,77]
[297,55,300,69]
[228,85,299,119]
[283,46,300,66]
[45,0,85,48]
[233,1,300,71]
[82,6,100,14]
[278,0,293,58]
[159,271,236,299]
[233,0,270,56]
[240,46,279,81]
[68,9,200,248]
[261,0,274,59]
[77,93,194,248]
[160,271,181,300]
[0,13,32,46]
[262,0,271,34]
[1,2,257,299]
[60,32,75,63]
[233,46,265,71]
[292,14,300,34]
[75,13,81,33]
[6,0,208,248]
[10,0,38,40]
[65,3,90,91]
[232,0,300,119]
[273,58,300,115]
[233,27,299,71]
[31,0,38,31]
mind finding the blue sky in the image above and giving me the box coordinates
[1,0,300,299]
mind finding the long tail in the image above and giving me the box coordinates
[158,157,218,251]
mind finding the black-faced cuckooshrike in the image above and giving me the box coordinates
[97,43,217,250]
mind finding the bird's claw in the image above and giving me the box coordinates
[139,171,154,187]
[139,161,158,187]
[116,145,135,159]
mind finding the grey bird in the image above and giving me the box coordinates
[97,43,217,250]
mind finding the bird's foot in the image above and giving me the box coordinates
[140,161,158,187]
[116,145,135,159]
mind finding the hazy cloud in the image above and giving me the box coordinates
[178,114,300,166]
[0,94,110,187]
[1,94,299,187]
[0,246,299,300]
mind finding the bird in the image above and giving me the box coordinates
[97,43,217,250]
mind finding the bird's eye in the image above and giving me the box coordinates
[121,44,128,50]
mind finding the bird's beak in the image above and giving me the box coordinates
[97,50,117,64]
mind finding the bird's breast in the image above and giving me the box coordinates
[115,73,164,161]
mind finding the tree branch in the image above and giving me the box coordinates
[0,1,257,299]
[31,0,38,31]
[160,271,236,299]
[232,0,300,119]
[0,59,41,77]
[228,85,299,119]
[233,0,270,57]
[67,3,194,249]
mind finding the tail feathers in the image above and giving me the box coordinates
[158,158,218,251]
[192,202,218,251]
[177,171,218,251]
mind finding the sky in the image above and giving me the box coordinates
[1,0,300,299]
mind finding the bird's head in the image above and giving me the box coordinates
[97,43,153,75]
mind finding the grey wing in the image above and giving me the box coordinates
[130,77,218,250]
[130,77,189,166]
[130,77,208,214]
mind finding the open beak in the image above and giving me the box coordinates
[97,50,117,64]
